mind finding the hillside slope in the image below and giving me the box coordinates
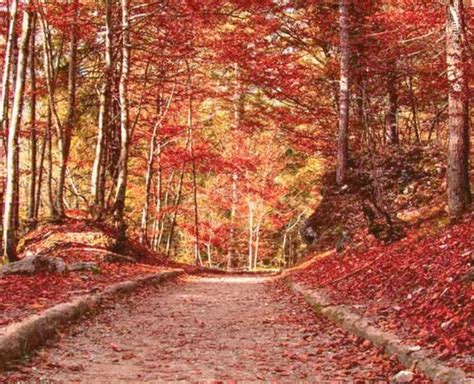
[291,213,473,372]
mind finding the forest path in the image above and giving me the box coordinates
[5,275,401,382]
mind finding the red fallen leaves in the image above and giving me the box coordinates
[0,262,167,327]
[110,343,121,352]
[0,220,182,327]
[292,214,473,365]
[0,218,204,328]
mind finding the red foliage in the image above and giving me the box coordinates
[292,215,473,367]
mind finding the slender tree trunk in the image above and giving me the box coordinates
[446,0,471,219]
[91,0,113,218]
[336,0,351,186]
[140,85,175,245]
[34,129,48,220]
[206,239,212,268]
[386,64,398,145]
[355,77,366,148]
[56,0,78,218]
[408,75,421,144]
[39,11,64,220]
[227,174,238,269]
[27,15,37,227]
[140,96,161,245]
[248,201,254,271]
[0,1,18,247]
[166,165,185,257]
[187,67,202,266]
[45,107,55,218]
[112,0,130,242]
[151,145,165,250]
[155,168,174,251]
[254,216,262,271]
[227,63,242,270]
[2,0,33,261]
[0,0,17,146]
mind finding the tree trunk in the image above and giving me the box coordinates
[140,99,161,246]
[91,0,113,218]
[248,201,254,271]
[0,0,17,145]
[254,216,262,271]
[151,145,165,250]
[187,66,202,267]
[385,64,398,145]
[0,1,18,246]
[45,107,56,219]
[140,103,160,246]
[227,174,238,269]
[206,239,212,269]
[56,0,78,218]
[112,0,130,242]
[166,165,186,258]
[39,10,63,220]
[336,0,351,186]
[2,0,33,262]
[446,0,471,219]
[408,75,421,144]
[227,63,242,270]
[34,129,48,220]
[140,85,175,245]
[155,168,174,251]
[27,14,37,227]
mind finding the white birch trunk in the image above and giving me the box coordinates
[2,0,33,261]
[336,0,351,186]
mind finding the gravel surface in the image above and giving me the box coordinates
[2,275,407,382]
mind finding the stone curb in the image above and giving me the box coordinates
[286,279,469,384]
[0,268,184,370]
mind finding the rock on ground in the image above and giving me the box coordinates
[0,254,66,276]
[393,370,415,383]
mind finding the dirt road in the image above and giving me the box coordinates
[3,275,403,382]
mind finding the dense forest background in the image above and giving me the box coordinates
[0,0,472,269]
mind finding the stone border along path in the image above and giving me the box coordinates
[0,268,184,370]
[285,278,469,384]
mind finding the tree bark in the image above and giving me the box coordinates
[446,0,471,219]
[336,0,351,186]
[248,200,254,271]
[408,75,421,144]
[0,2,18,245]
[385,63,398,145]
[140,98,161,246]
[34,129,48,220]
[91,0,113,218]
[227,63,242,270]
[254,215,262,271]
[45,107,55,219]
[0,0,17,145]
[55,0,79,218]
[140,85,175,245]
[166,164,186,258]
[112,0,131,241]
[27,14,37,226]
[187,66,202,267]
[38,9,63,220]
[2,0,33,261]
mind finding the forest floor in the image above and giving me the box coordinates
[290,214,473,374]
[2,274,426,383]
[0,219,192,327]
